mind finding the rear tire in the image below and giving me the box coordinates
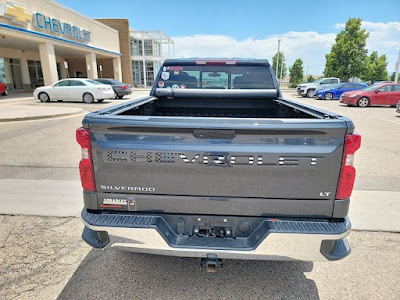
[306,89,315,98]
[97,99,104,103]
[324,93,333,100]
[38,92,50,102]
[83,93,94,104]
[2,88,7,96]
[118,95,124,99]
[357,97,370,107]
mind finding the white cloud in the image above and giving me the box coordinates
[171,21,400,75]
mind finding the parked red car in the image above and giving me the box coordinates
[0,82,7,96]
[340,83,400,107]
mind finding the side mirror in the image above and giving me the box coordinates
[375,90,380,93]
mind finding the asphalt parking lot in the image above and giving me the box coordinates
[0,90,399,299]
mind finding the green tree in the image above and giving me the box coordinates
[272,51,287,79]
[362,51,388,83]
[289,58,304,88]
[324,18,369,81]
[306,74,315,82]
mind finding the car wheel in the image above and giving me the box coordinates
[306,89,315,98]
[97,99,104,103]
[2,87,7,96]
[118,95,124,99]
[357,97,370,107]
[324,93,333,100]
[38,92,50,102]
[113,91,118,99]
[83,93,94,104]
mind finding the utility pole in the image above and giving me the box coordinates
[305,66,309,81]
[395,48,400,83]
[275,38,281,79]
[280,51,284,84]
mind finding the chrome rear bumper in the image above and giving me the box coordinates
[82,209,351,262]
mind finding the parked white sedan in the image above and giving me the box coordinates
[33,78,114,103]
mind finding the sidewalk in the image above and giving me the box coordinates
[0,94,83,122]
[0,103,83,122]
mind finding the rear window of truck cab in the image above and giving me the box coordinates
[156,65,275,90]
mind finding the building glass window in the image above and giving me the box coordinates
[153,42,160,56]
[145,61,154,86]
[0,58,11,87]
[144,40,153,56]
[1,58,23,90]
[130,38,143,56]
[28,60,44,88]
[132,60,144,87]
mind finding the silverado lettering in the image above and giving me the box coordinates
[100,185,155,192]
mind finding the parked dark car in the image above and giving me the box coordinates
[94,78,132,99]
[340,83,400,107]
[396,100,400,114]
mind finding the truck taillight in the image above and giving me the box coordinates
[335,132,361,200]
[76,127,96,192]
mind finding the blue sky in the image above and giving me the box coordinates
[58,0,400,75]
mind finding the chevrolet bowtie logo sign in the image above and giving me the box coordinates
[3,3,32,24]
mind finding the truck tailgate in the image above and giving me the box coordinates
[89,116,348,217]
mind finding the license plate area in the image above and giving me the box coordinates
[193,224,233,238]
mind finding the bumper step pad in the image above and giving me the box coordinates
[82,226,109,248]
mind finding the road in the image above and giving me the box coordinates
[0,90,399,299]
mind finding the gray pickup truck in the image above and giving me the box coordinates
[78,59,361,272]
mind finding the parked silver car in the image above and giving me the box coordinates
[297,77,340,97]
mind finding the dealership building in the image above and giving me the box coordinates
[0,0,173,91]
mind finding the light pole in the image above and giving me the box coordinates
[275,38,281,79]
[305,66,309,81]
[280,51,284,84]
[395,48,400,83]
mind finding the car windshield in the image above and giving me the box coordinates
[313,78,324,84]
[156,65,275,89]
[362,85,382,91]
[111,80,123,85]
[329,83,341,89]
[85,80,101,85]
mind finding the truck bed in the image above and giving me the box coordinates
[118,97,316,119]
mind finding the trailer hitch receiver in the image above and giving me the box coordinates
[201,254,222,273]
